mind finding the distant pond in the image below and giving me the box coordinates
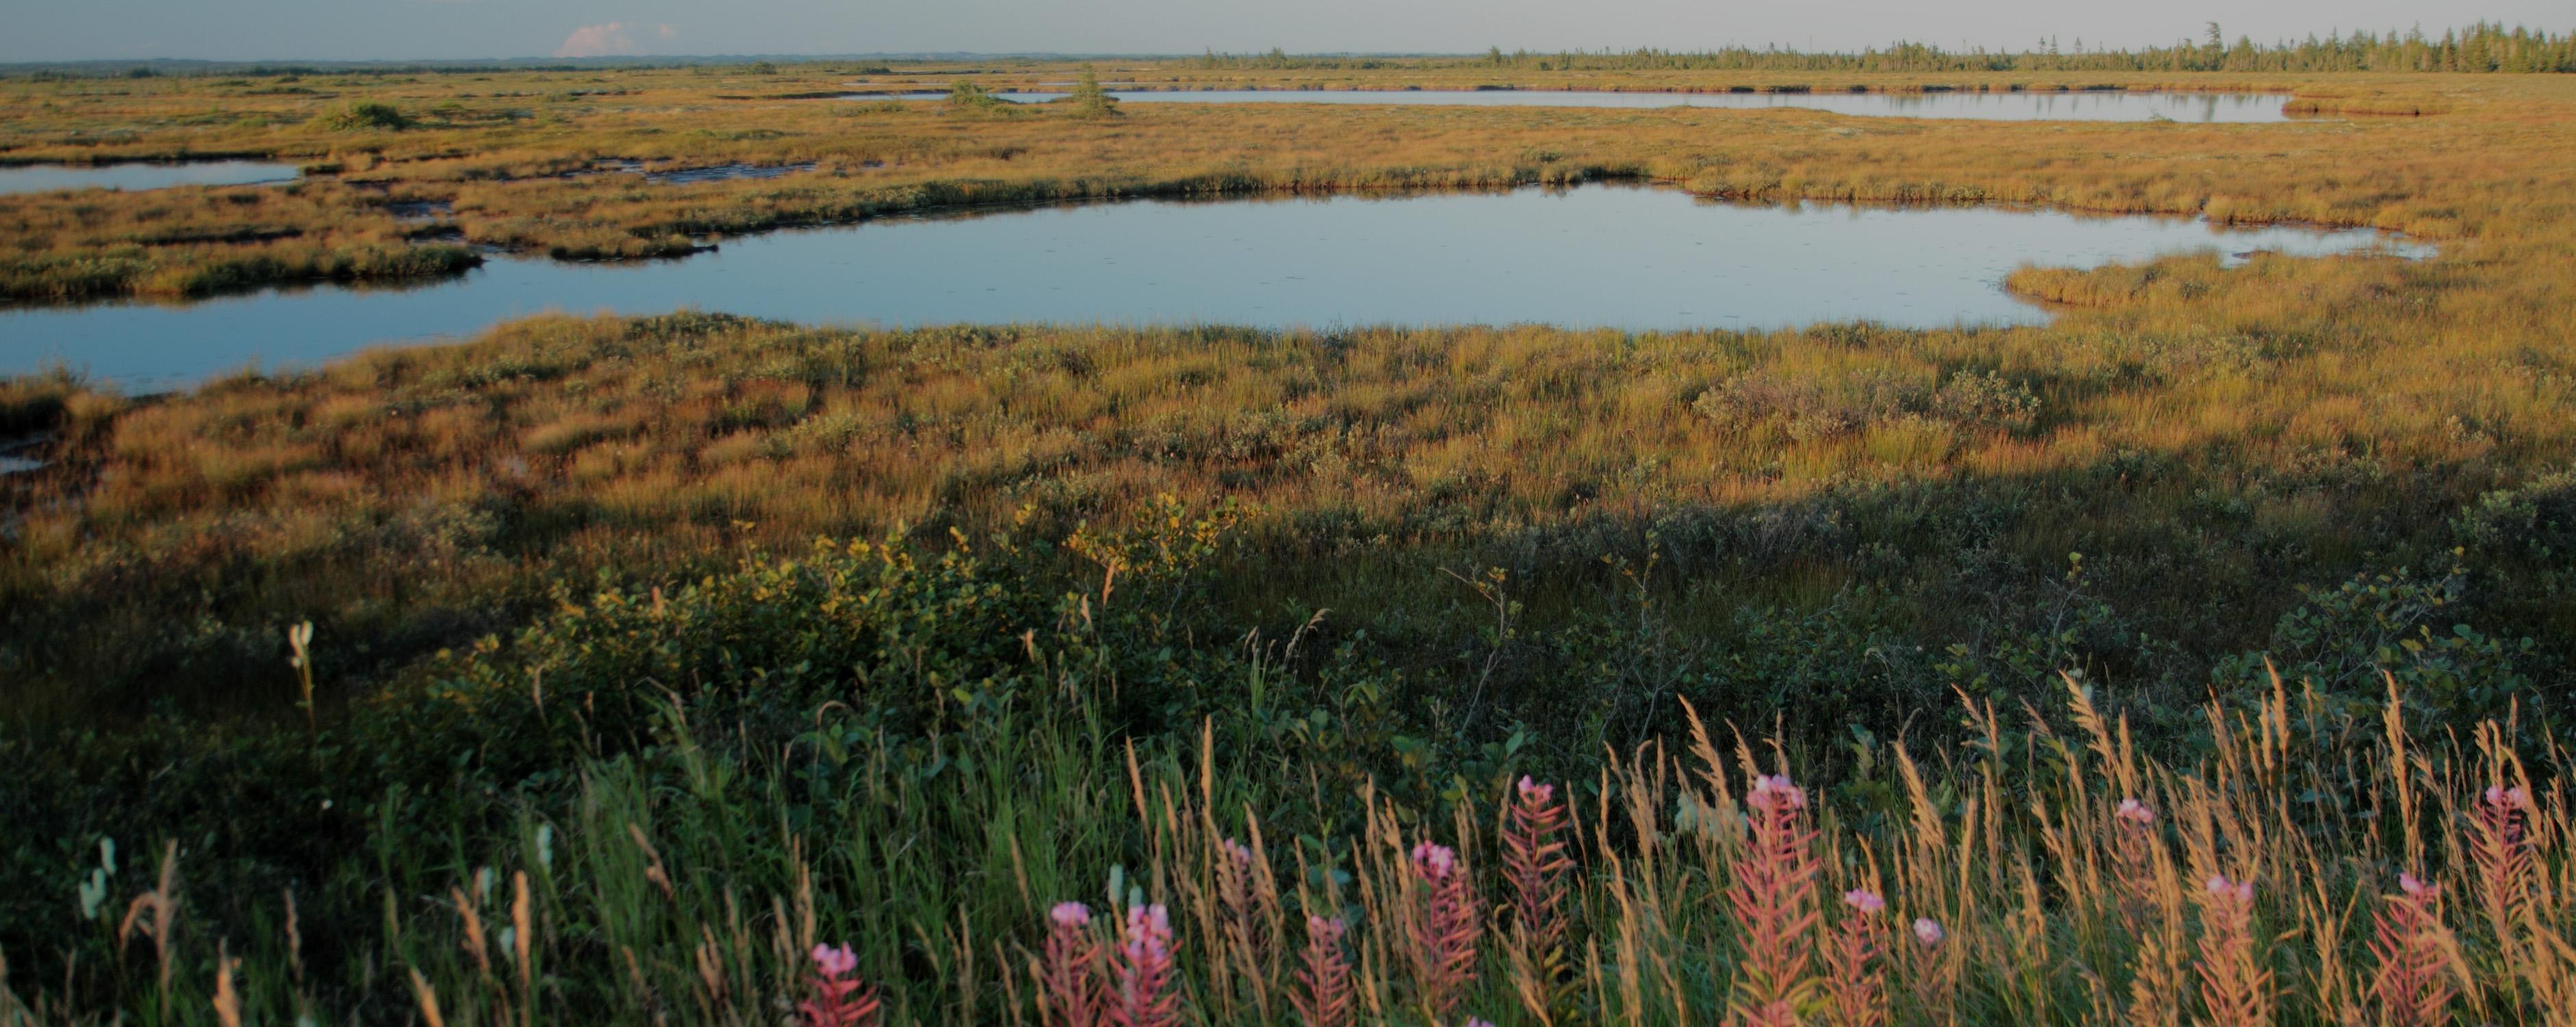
[852,89,2304,122]
[0,160,303,196]
[0,183,2425,390]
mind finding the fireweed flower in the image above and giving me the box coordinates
[1123,904,1174,958]
[810,943,856,979]
[1412,841,1458,880]
[1912,918,1945,948]
[800,943,880,1027]
[2195,874,2262,1027]
[1502,774,1575,1012]
[2373,870,2455,1027]
[1728,770,1822,1027]
[1406,840,1480,1015]
[1748,774,1807,810]
[1828,888,1889,1027]
[1041,902,1101,1027]
[1212,835,1272,971]
[1292,915,1355,1027]
[1113,904,1180,1027]
[2116,798,2156,825]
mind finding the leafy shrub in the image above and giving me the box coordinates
[947,82,1004,111]
[2216,563,2538,724]
[315,101,411,131]
[2458,470,2576,589]
[1930,369,2042,431]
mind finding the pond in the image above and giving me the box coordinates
[0,160,303,196]
[854,89,2303,122]
[0,183,2424,390]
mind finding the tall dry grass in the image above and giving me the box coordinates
[5,672,2569,1024]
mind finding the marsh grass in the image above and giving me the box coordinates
[3,64,2571,297]
[5,184,2568,714]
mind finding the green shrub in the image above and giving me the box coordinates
[1064,64,1121,118]
[947,81,1004,111]
[2216,562,2537,724]
[315,101,411,131]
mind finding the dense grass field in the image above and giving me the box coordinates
[3,47,2576,1024]
[1,60,2568,299]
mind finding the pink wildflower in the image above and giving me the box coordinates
[799,943,881,1027]
[1043,902,1101,1027]
[1292,915,1355,1027]
[811,943,856,978]
[1828,889,1889,1027]
[2194,872,2265,1027]
[1911,918,1945,948]
[1112,904,1181,1027]
[1728,770,1822,1027]
[2371,869,2456,1027]
[1502,775,1575,1013]
[1748,774,1807,811]
[2205,874,2255,902]
[1406,840,1481,1016]
[1412,840,1458,880]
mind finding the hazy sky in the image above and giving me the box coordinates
[5,0,2564,63]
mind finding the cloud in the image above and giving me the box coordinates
[555,22,651,58]
[656,24,678,40]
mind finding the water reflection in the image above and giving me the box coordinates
[0,160,303,196]
[1,183,2421,390]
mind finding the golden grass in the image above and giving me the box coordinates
[5,199,2566,702]
[3,66,2571,297]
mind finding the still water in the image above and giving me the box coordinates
[856,89,2300,122]
[0,160,303,196]
[0,184,2423,390]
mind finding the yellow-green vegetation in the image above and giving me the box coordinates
[3,60,2570,298]
[4,47,2576,1024]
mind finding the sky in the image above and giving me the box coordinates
[4,0,2566,64]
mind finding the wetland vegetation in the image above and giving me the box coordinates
[3,32,2576,1026]
[0,184,2425,388]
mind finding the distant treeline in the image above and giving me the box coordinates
[1199,22,2576,74]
